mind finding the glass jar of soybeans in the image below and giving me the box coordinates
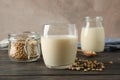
[8,32,41,62]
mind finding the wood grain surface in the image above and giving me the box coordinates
[0,50,120,80]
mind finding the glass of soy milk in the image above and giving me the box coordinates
[81,16,105,52]
[41,23,77,69]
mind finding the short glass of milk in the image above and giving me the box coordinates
[41,23,77,69]
[81,16,105,52]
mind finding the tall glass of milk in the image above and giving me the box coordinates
[81,16,105,52]
[41,23,77,69]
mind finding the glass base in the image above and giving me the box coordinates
[9,56,40,62]
[46,64,71,69]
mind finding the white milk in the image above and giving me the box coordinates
[81,27,105,52]
[41,35,77,68]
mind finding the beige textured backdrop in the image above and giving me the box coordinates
[0,0,120,40]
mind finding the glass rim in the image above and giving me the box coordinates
[43,23,76,26]
[85,16,103,21]
[8,31,40,37]
[42,23,77,37]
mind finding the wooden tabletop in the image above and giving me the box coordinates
[0,50,120,80]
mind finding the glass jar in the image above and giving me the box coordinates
[8,32,41,62]
[81,16,105,52]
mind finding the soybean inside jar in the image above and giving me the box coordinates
[8,32,41,62]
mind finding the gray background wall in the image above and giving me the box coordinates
[0,0,120,40]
